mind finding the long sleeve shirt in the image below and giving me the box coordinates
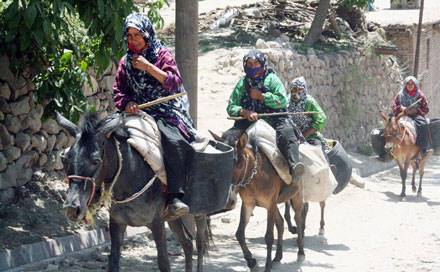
[391,90,429,117]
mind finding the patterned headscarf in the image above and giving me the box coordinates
[288,76,308,102]
[123,12,164,100]
[288,77,311,132]
[399,76,420,107]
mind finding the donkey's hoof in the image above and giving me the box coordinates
[272,253,282,263]
[288,226,297,235]
[246,258,257,269]
[412,187,417,193]
[319,228,325,236]
[417,190,422,196]
[297,253,305,263]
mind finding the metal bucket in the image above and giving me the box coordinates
[183,140,234,214]
[370,128,387,158]
[429,118,440,155]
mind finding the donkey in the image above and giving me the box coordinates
[284,200,326,236]
[380,111,432,198]
[212,131,305,271]
[57,112,210,272]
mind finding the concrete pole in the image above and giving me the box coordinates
[175,0,198,127]
[413,0,425,78]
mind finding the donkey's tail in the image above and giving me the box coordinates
[181,214,213,256]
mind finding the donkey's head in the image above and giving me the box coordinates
[56,112,123,221]
[380,111,405,148]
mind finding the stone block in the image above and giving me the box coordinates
[0,82,11,100]
[4,114,21,134]
[0,124,13,149]
[42,118,61,134]
[0,162,17,189]
[0,98,11,113]
[4,146,21,162]
[15,132,31,152]
[10,96,30,115]
[31,134,48,153]
[0,152,6,172]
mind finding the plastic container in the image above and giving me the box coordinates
[326,140,353,194]
[183,140,234,214]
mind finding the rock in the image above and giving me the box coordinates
[38,153,48,167]
[255,38,268,49]
[0,111,4,121]
[32,134,48,153]
[82,76,100,97]
[54,151,63,170]
[32,170,46,181]
[42,118,61,134]
[0,187,15,205]
[46,135,56,152]
[10,96,30,115]
[0,162,17,189]
[0,124,14,149]
[99,76,115,92]
[15,132,31,151]
[16,150,39,169]
[27,110,43,133]
[0,82,11,100]
[0,98,11,113]
[0,55,14,84]
[11,76,30,100]
[16,167,33,186]
[55,131,69,149]
[4,114,21,133]
[4,146,21,162]
[0,152,6,171]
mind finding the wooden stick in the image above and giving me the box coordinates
[227,111,320,121]
[138,92,187,110]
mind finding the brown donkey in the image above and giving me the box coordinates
[214,132,305,271]
[380,112,432,198]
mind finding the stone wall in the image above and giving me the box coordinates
[217,39,403,150]
[0,56,116,203]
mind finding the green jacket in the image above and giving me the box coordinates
[227,73,287,117]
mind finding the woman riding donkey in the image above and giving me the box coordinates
[226,49,306,186]
[391,76,432,157]
[113,12,195,219]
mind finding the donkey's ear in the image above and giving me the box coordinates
[208,130,223,142]
[97,113,123,136]
[396,111,405,121]
[56,111,80,137]
[379,111,388,122]
[237,133,249,150]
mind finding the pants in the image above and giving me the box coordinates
[412,115,430,151]
[224,117,304,167]
[156,119,193,197]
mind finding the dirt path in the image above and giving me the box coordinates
[24,155,440,272]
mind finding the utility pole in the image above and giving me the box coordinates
[175,0,198,127]
[413,0,425,78]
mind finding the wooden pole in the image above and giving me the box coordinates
[176,0,198,127]
[138,92,187,110]
[227,111,320,121]
[413,0,425,77]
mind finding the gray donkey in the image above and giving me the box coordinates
[57,112,210,272]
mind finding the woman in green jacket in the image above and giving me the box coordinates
[288,76,327,147]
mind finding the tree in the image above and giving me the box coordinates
[304,0,331,46]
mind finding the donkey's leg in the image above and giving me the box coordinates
[108,218,127,272]
[150,218,171,272]
[302,202,309,232]
[195,215,209,272]
[168,218,193,272]
[399,162,410,198]
[236,202,257,269]
[272,207,284,263]
[284,201,297,234]
[264,202,278,272]
[291,194,305,262]
[417,153,431,196]
[319,201,326,236]
[411,160,417,192]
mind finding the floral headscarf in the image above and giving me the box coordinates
[399,76,420,107]
[288,76,308,102]
[288,77,311,132]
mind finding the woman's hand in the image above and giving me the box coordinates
[240,109,258,121]
[132,55,152,72]
[125,101,139,114]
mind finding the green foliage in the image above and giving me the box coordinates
[0,0,168,122]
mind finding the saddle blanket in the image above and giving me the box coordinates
[398,116,416,144]
[123,113,216,186]
[246,120,337,202]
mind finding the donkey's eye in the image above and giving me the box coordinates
[92,158,102,165]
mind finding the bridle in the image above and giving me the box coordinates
[236,146,259,187]
[65,137,157,209]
